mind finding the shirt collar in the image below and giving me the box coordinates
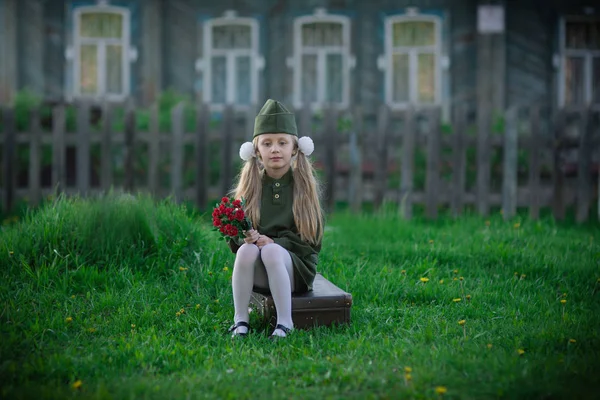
[263,168,293,186]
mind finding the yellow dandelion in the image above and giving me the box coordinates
[72,380,82,389]
[517,349,525,355]
[180,308,185,314]
[131,324,135,329]
[71,295,75,299]
[514,272,519,276]
[569,338,576,343]
[420,277,429,283]
[404,366,412,373]
[435,386,448,395]
[560,299,567,304]
[65,317,73,323]
[429,240,434,244]
[88,327,97,333]
[562,293,567,297]
[439,279,444,284]
[453,277,458,281]
[597,278,600,283]
[513,222,520,229]
[223,266,229,272]
[176,312,181,317]
[405,373,412,381]
[520,274,526,279]
[466,294,472,300]
[487,343,493,349]
[453,298,462,303]
[453,269,458,274]
[401,270,406,274]
[179,266,188,271]
[9,251,14,256]
[196,304,200,309]
[459,276,464,281]
[208,271,213,276]
[458,320,466,326]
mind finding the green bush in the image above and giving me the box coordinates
[0,192,208,272]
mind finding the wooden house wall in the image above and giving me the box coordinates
[2,0,597,112]
[506,2,556,108]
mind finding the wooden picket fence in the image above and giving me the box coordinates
[1,101,599,222]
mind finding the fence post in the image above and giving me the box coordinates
[576,106,593,223]
[76,101,91,195]
[324,105,338,213]
[502,106,518,220]
[476,104,491,217]
[399,106,415,219]
[195,103,209,211]
[147,103,159,196]
[425,107,441,219]
[124,101,136,192]
[29,108,41,207]
[2,107,16,213]
[101,102,113,192]
[528,105,542,220]
[374,104,389,211]
[451,103,466,217]
[171,102,184,203]
[552,109,566,221]
[349,105,363,213]
[220,105,234,197]
[52,104,66,195]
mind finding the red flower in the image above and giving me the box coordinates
[212,196,251,242]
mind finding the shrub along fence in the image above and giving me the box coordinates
[0,100,599,222]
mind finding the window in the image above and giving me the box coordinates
[288,9,354,109]
[560,17,600,107]
[380,14,442,109]
[200,11,262,108]
[73,6,131,100]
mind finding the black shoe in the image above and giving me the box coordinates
[228,321,250,338]
[269,324,292,340]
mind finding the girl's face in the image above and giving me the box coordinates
[256,133,296,178]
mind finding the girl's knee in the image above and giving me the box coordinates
[235,243,260,266]
[260,243,283,265]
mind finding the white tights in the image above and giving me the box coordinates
[232,243,294,336]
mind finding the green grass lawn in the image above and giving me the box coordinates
[1,194,599,400]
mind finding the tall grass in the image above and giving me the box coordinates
[1,195,599,399]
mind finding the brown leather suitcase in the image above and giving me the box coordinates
[250,273,352,329]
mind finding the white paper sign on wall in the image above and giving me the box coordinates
[477,5,504,34]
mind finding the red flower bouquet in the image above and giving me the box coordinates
[212,196,253,241]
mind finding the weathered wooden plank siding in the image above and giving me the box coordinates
[44,0,66,100]
[18,0,45,94]
[449,0,477,105]
[0,0,18,103]
[163,0,198,97]
[506,3,555,108]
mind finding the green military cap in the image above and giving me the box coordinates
[253,99,298,137]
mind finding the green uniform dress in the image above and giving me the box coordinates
[229,169,321,293]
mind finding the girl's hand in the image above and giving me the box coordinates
[256,235,274,249]
[243,229,260,244]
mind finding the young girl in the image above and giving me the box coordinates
[227,99,323,339]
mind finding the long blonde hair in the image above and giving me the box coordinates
[231,136,324,245]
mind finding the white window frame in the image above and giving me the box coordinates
[379,12,443,110]
[558,16,600,107]
[72,4,132,101]
[287,8,355,110]
[197,10,263,110]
